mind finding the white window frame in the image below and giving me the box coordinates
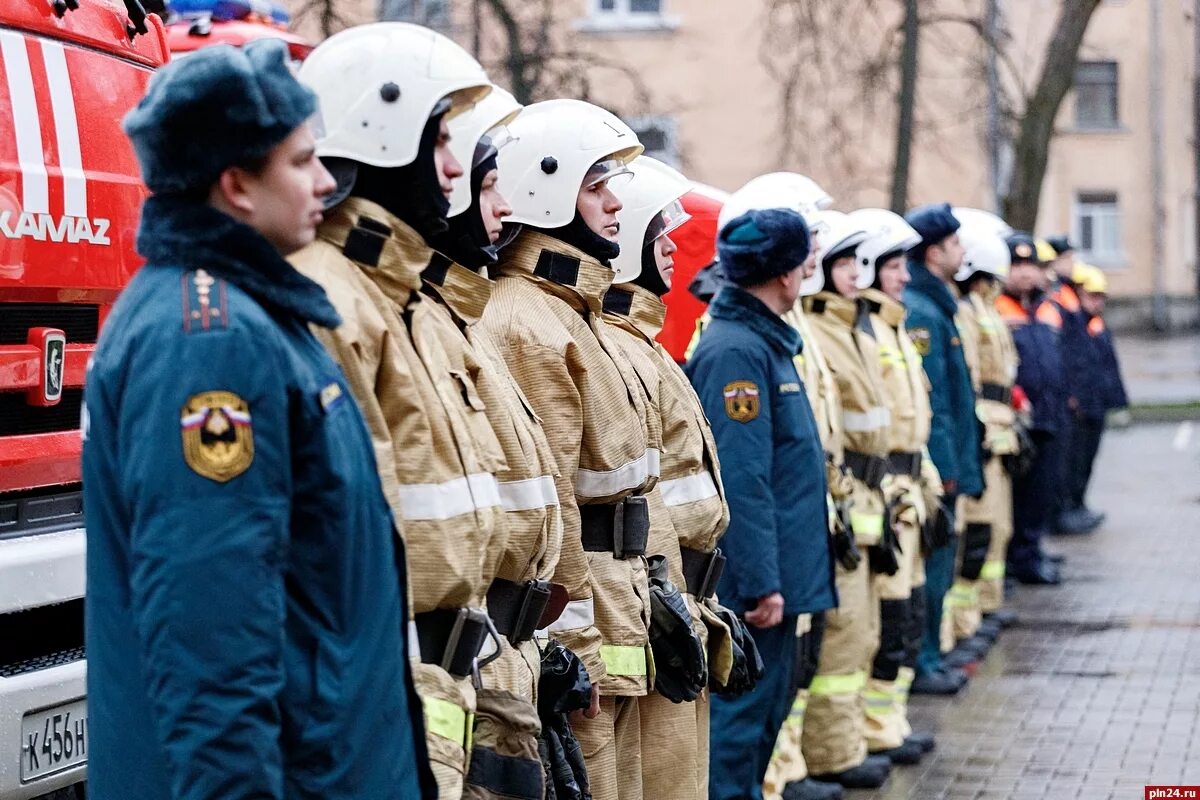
[575,0,680,33]
[1072,192,1125,269]
[1072,60,1120,131]
[626,114,680,168]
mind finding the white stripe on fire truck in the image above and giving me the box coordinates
[0,31,50,214]
[41,41,87,218]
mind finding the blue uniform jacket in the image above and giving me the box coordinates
[998,289,1068,434]
[685,286,836,616]
[1076,317,1128,420]
[82,196,434,800]
[904,262,984,497]
[1052,280,1089,401]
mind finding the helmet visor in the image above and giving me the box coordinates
[583,158,633,189]
[645,198,691,243]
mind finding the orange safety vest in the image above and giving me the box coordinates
[995,293,1062,329]
[1052,281,1081,314]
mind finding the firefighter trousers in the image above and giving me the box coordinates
[575,695,644,800]
[762,613,821,799]
[802,562,878,776]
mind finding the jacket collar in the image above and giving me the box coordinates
[497,230,613,315]
[861,288,905,327]
[603,283,666,342]
[805,290,859,327]
[317,196,429,306]
[905,260,960,318]
[137,194,340,328]
[708,286,802,357]
[422,255,493,326]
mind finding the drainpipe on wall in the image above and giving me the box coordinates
[1150,0,1170,331]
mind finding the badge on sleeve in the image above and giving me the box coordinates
[180,391,254,482]
[909,327,931,357]
[723,380,760,423]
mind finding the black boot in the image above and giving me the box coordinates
[781,777,845,800]
[872,737,924,765]
[910,667,967,695]
[942,647,978,669]
[1013,562,1061,585]
[811,754,892,789]
[905,731,936,753]
[984,607,1018,627]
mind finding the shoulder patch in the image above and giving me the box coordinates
[909,327,931,356]
[181,269,230,334]
[723,380,761,423]
[180,390,254,482]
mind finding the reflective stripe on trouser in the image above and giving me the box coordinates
[575,695,644,800]
[416,662,478,800]
[976,456,1014,612]
[762,691,809,799]
[940,581,980,653]
[802,562,877,776]
[895,667,914,739]
[601,644,650,677]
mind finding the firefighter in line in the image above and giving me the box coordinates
[478,99,666,800]
[420,87,567,798]
[799,211,894,791]
[903,203,984,694]
[89,39,433,799]
[853,208,939,766]
[292,24,509,797]
[606,156,737,800]
[687,207,838,800]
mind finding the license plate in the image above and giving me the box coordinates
[20,698,87,782]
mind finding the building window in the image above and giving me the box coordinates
[1073,192,1123,267]
[1073,61,1119,129]
[378,0,449,29]
[576,0,679,33]
[626,115,680,168]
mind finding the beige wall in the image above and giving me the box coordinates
[280,0,1197,300]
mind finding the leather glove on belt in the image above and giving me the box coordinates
[537,641,592,800]
[868,501,902,576]
[647,554,708,703]
[708,604,765,697]
[922,494,958,555]
[833,501,864,571]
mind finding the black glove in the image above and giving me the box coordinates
[832,502,863,571]
[647,555,707,703]
[868,502,902,576]
[709,605,764,697]
[924,494,957,552]
[537,640,592,717]
[1003,421,1038,477]
[537,641,593,800]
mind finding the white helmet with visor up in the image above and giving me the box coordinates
[849,208,921,290]
[447,86,523,218]
[718,172,834,236]
[496,99,643,229]
[611,157,692,284]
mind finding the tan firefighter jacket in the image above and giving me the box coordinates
[804,291,890,546]
[962,287,1020,456]
[479,230,658,696]
[421,257,564,699]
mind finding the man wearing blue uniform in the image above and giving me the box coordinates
[687,209,837,800]
[902,203,983,696]
[82,41,433,800]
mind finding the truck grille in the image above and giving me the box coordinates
[0,304,99,345]
[0,486,84,540]
[0,389,83,436]
[0,599,85,678]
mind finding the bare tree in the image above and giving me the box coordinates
[1000,0,1102,230]
[890,0,919,212]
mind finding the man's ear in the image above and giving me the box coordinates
[215,167,255,215]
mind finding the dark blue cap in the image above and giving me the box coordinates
[904,202,961,248]
[1045,235,1074,255]
[124,39,317,195]
[1005,231,1040,264]
[717,208,811,287]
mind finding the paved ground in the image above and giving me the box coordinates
[855,419,1200,800]
[1115,332,1200,406]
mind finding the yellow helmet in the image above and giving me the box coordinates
[1035,238,1058,264]
[1074,263,1108,294]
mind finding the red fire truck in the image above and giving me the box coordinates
[657,184,727,363]
[164,0,311,60]
[0,2,167,797]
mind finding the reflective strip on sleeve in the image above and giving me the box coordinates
[850,510,884,539]
[576,449,660,498]
[544,598,594,633]
[843,406,891,432]
[599,644,648,677]
[658,471,719,507]
[980,560,1006,580]
[809,670,866,697]
[497,474,559,511]
[397,473,502,520]
[407,619,421,660]
[423,696,468,746]
[787,694,808,720]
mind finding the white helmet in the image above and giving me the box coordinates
[611,157,692,284]
[810,210,868,296]
[849,208,921,290]
[718,172,833,235]
[952,206,1012,239]
[300,22,491,169]
[497,99,643,229]
[955,222,1011,281]
[447,87,523,218]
